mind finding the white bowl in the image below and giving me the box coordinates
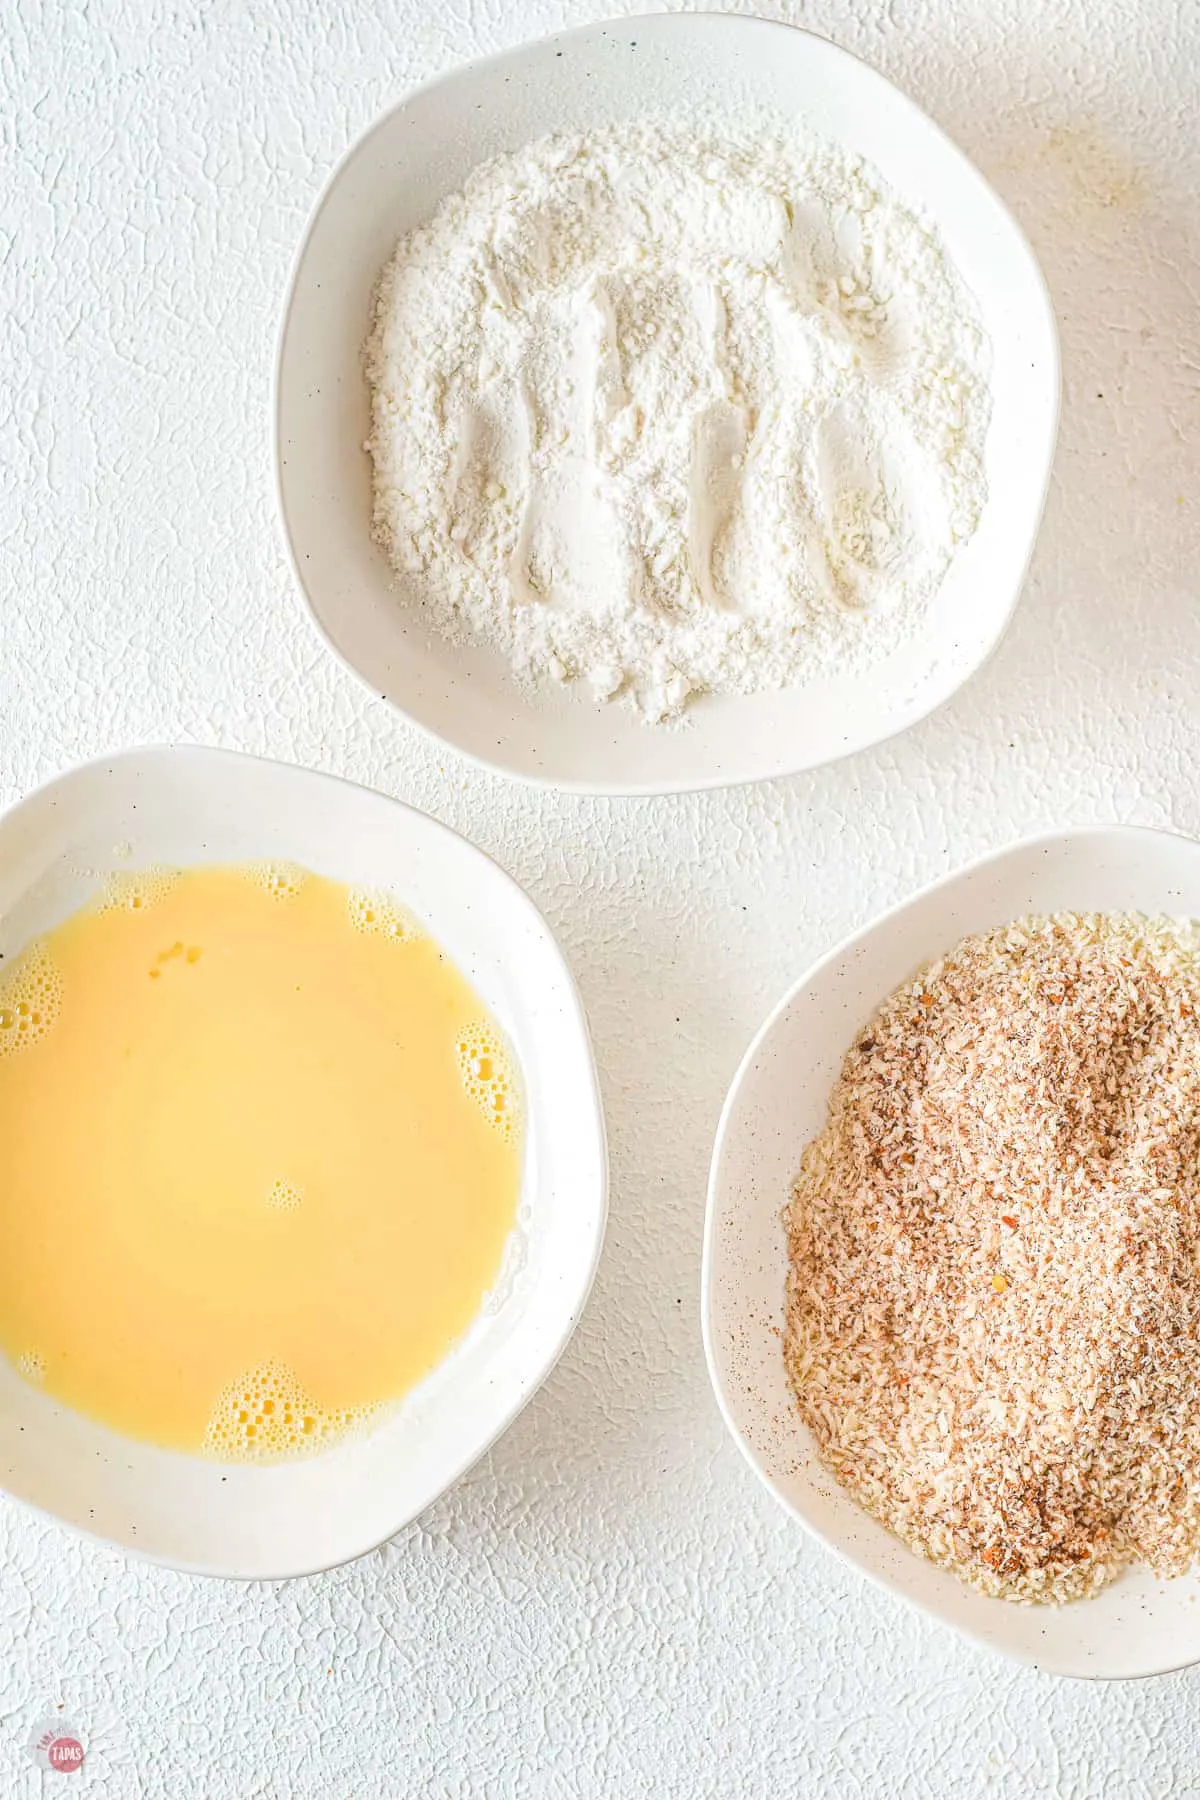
[274,13,1059,796]
[703,826,1200,1679]
[0,747,607,1577]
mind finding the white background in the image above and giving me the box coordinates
[2,0,1199,1793]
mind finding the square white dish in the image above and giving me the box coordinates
[274,12,1059,795]
[0,747,607,1577]
[702,826,1200,1678]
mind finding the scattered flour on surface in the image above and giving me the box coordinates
[365,117,991,722]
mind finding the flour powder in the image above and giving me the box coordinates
[365,118,991,722]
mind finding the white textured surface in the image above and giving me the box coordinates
[1,0,1198,1792]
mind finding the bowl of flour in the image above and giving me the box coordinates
[275,14,1059,793]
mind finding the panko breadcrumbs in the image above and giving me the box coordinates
[785,912,1200,1604]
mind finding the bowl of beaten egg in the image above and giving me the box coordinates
[0,747,606,1576]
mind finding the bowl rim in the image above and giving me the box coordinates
[0,743,610,1580]
[701,821,1200,1677]
[271,9,1062,797]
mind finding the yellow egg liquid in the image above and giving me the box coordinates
[0,864,523,1460]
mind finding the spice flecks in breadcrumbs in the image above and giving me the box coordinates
[786,911,1200,1603]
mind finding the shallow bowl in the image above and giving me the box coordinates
[703,825,1200,1677]
[274,12,1059,795]
[0,747,607,1577]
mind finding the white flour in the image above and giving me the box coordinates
[365,118,991,722]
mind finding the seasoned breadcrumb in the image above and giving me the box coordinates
[786,912,1200,1604]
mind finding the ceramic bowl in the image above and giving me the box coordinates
[703,826,1200,1678]
[0,747,607,1577]
[274,12,1059,795]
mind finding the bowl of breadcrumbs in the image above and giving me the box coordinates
[703,825,1200,1677]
